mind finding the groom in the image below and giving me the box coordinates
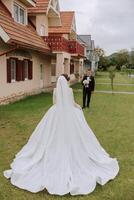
[82,69,95,109]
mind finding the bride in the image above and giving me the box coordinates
[4,74,119,196]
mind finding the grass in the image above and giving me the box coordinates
[0,74,134,200]
[95,71,134,84]
[73,72,134,92]
[95,84,134,92]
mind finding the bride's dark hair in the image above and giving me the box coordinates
[61,74,70,81]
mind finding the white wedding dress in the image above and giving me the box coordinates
[4,76,119,196]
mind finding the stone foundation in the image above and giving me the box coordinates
[0,80,79,105]
[0,86,54,105]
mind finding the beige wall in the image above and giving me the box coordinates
[0,43,52,101]
[36,14,49,36]
[69,31,77,40]
[48,17,61,27]
[55,52,71,77]
[63,34,69,40]
[64,58,70,75]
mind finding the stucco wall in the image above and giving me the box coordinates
[0,44,52,103]
[36,14,48,36]
[48,17,61,27]
[55,52,71,77]
[63,34,69,40]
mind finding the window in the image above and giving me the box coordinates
[70,61,74,74]
[14,3,26,24]
[23,60,29,80]
[20,8,25,24]
[14,4,19,22]
[11,59,16,82]
[51,59,56,76]
[7,58,33,83]
[40,64,43,80]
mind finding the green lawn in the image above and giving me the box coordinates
[95,71,134,84]
[95,84,134,92]
[73,72,134,92]
[0,81,134,200]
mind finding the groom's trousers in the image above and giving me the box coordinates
[83,89,92,108]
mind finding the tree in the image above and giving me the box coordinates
[108,49,129,70]
[121,65,127,74]
[129,50,134,66]
[129,50,134,75]
[108,66,116,94]
[95,47,105,57]
[99,56,110,71]
[95,47,110,71]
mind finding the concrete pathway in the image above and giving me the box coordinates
[95,90,134,95]
[96,82,134,86]
[74,89,134,95]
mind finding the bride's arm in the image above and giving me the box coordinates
[53,88,56,104]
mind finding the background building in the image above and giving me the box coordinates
[78,35,99,74]
[0,0,86,104]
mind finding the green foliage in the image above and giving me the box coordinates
[129,50,134,66]
[121,65,127,72]
[109,50,129,70]
[120,65,128,75]
[98,56,110,71]
[102,49,134,71]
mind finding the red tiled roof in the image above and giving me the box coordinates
[28,0,50,14]
[0,1,50,53]
[49,11,75,34]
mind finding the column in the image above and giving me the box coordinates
[56,53,64,78]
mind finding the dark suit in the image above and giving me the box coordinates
[82,75,95,108]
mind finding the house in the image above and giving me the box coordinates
[0,0,86,104]
[78,35,99,73]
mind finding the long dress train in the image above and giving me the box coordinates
[4,76,119,195]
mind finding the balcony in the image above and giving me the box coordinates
[44,36,69,52]
[43,36,85,57]
[68,40,85,57]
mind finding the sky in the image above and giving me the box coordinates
[59,0,134,55]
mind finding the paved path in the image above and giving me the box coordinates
[96,82,134,86]
[95,90,134,95]
[74,89,134,95]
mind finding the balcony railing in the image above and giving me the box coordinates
[68,40,85,57]
[43,36,85,57]
[44,36,69,52]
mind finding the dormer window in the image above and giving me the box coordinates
[14,3,26,24]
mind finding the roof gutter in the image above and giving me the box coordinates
[0,46,18,57]
[8,39,51,55]
[0,26,10,43]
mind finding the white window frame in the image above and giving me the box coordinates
[23,60,29,81]
[13,3,26,25]
[11,59,16,83]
